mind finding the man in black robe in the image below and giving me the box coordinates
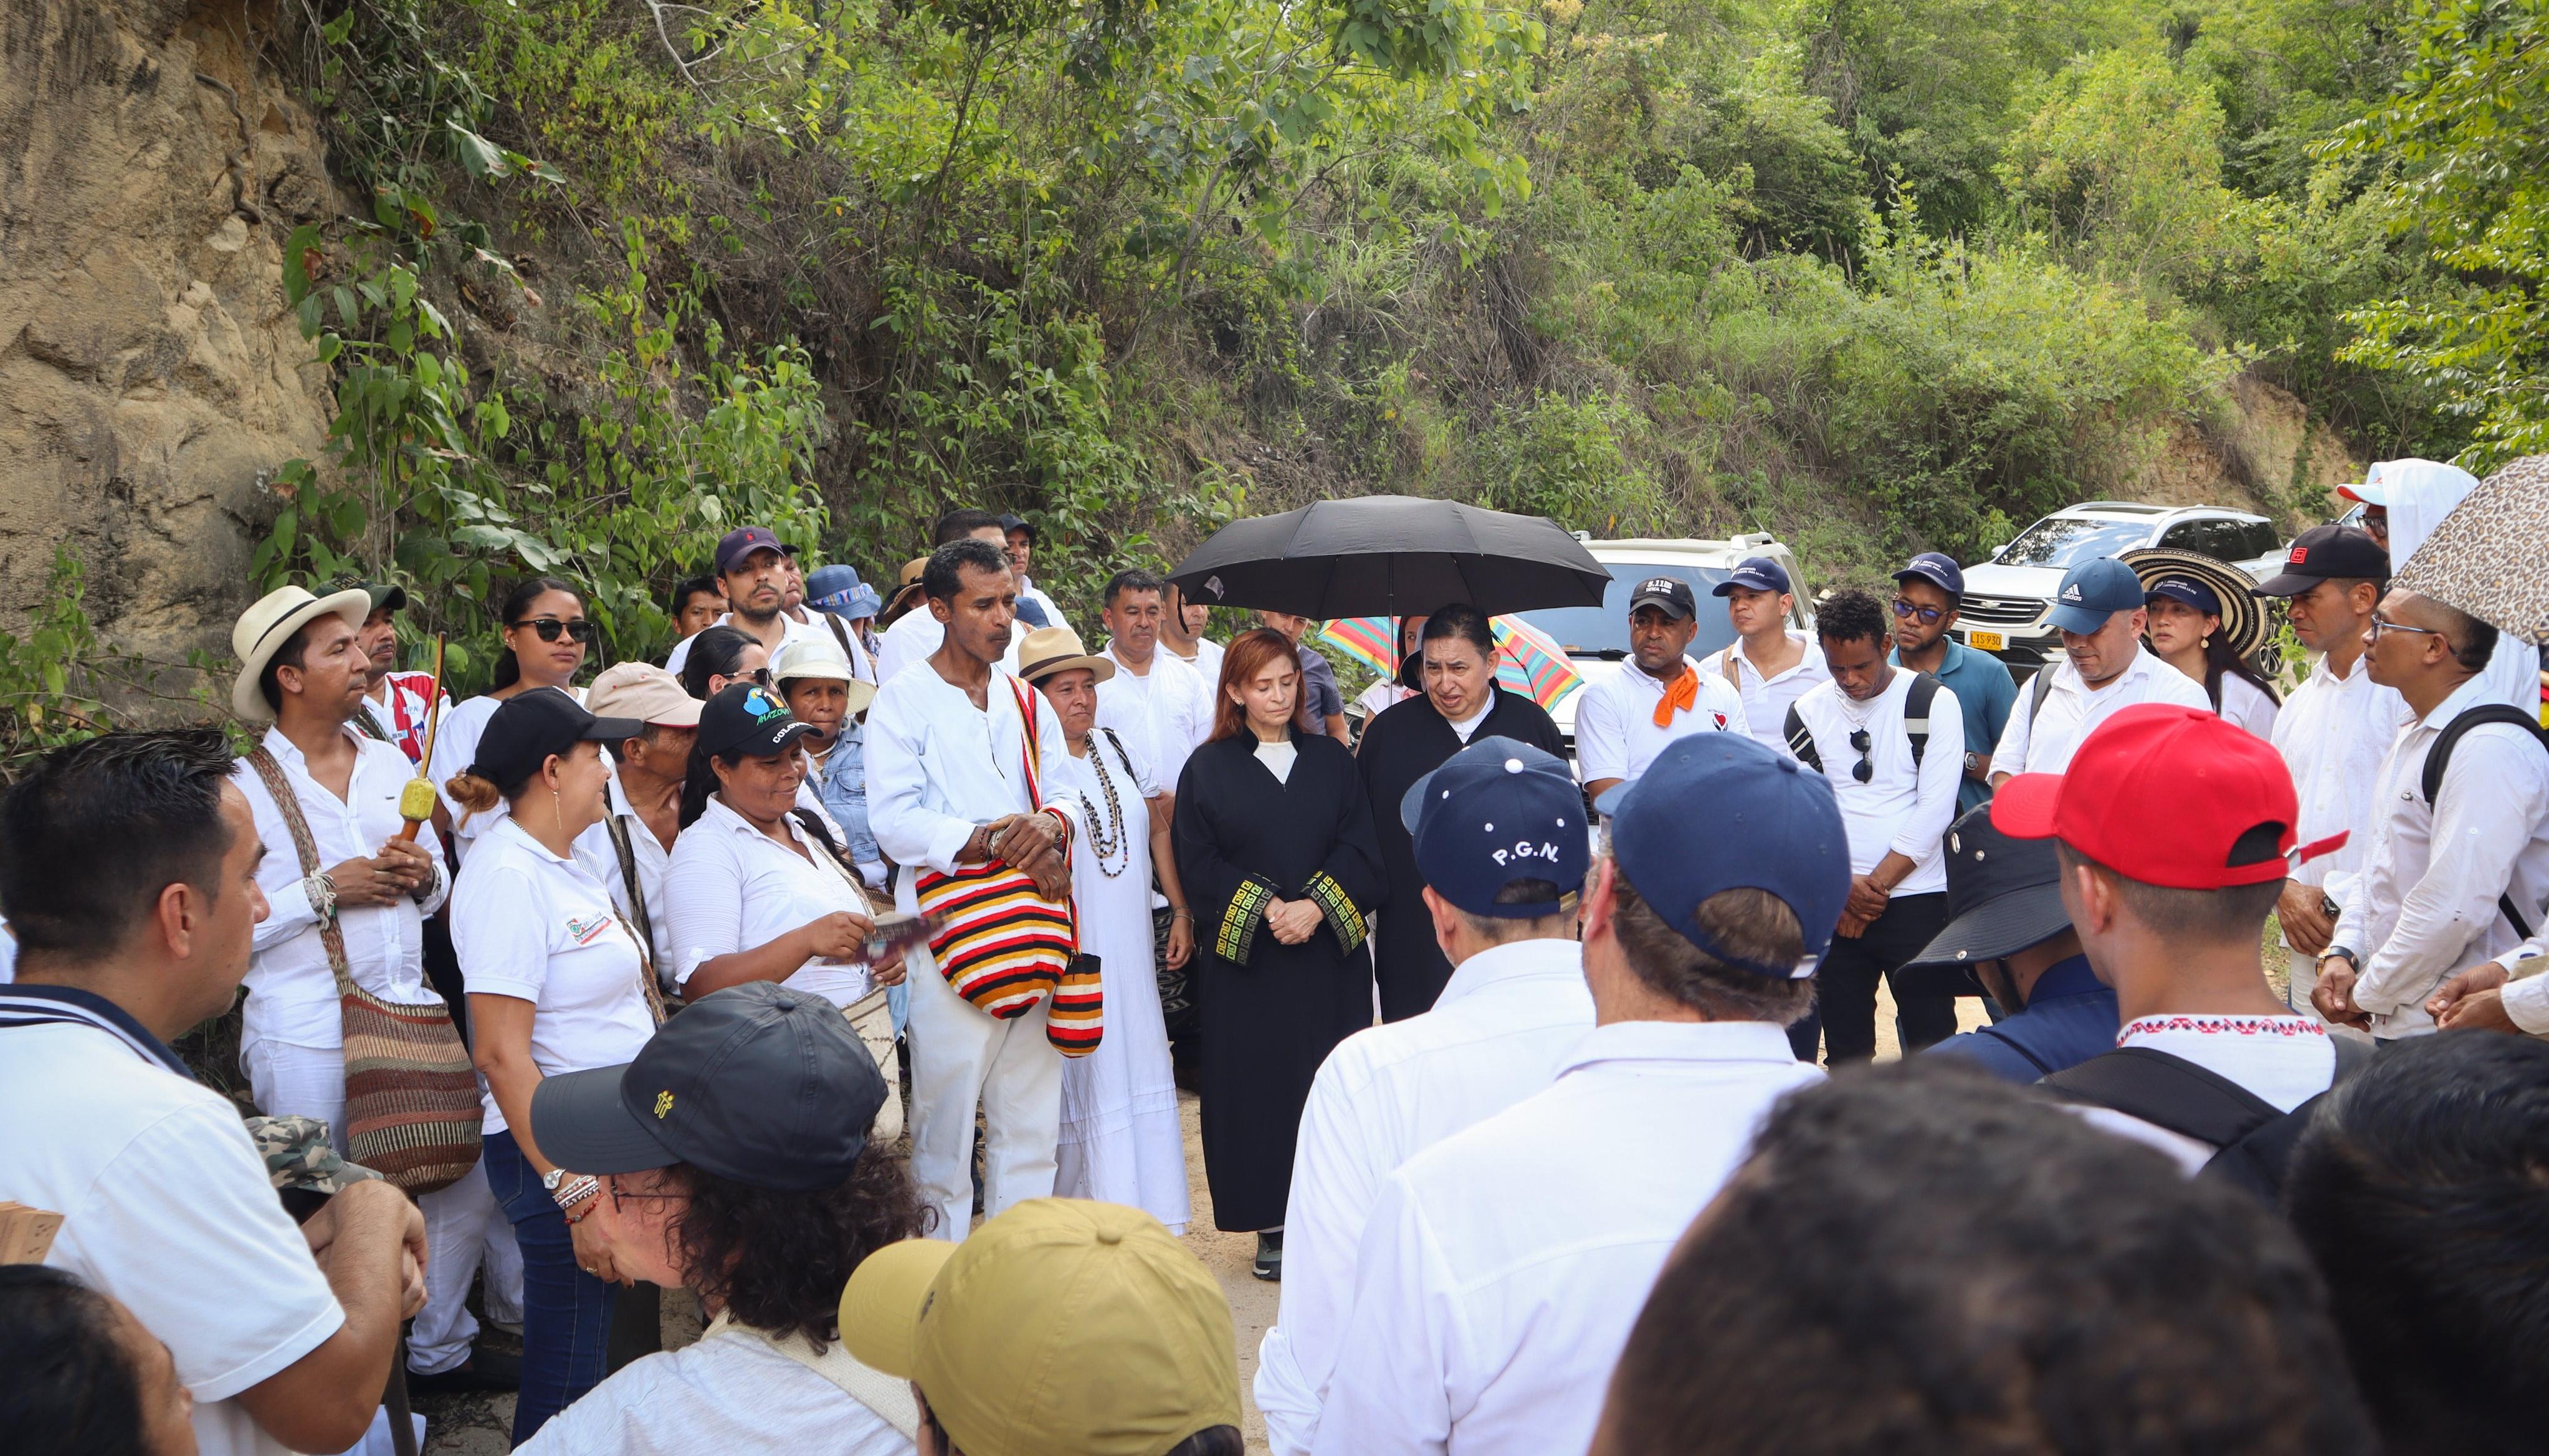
[1355,603,1569,1020]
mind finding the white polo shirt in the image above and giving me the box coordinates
[1697,632,1830,755]
[662,795,877,1007]
[570,768,677,974]
[450,817,658,1133]
[1257,938,1594,1456]
[1095,644,1214,797]
[1789,672,1965,895]
[2216,673,2281,741]
[1313,1019,1821,1456]
[0,987,346,1456]
[2069,1014,2336,1174]
[1573,657,1748,787]
[2271,652,2408,902]
[1991,647,2213,776]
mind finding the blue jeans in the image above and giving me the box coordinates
[483,1128,618,1446]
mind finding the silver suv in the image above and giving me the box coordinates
[1955,503,2285,672]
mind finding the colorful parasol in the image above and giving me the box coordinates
[1315,616,1583,711]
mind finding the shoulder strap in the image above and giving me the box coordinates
[350,707,394,746]
[1782,702,1822,773]
[603,814,658,970]
[1903,671,1940,771]
[2040,1046,2285,1150]
[2419,704,2547,937]
[1008,675,1042,806]
[1720,645,1740,682]
[242,747,358,998]
[1098,726,1140,787]
[791,808,874,906]
[2027,664,2058,725]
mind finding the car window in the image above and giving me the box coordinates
[2240,520,2284,558]
[1996,518,2150,568]
[1511,564,1741,660]
[2164,518,2269,561]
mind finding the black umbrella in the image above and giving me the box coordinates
[1168,495,1611,618]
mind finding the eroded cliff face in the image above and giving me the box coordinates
[1,0,336,676]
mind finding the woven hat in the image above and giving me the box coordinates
[231,584,373,723]
[772,636,879,716]
[1017,626,1115,686]
[2118,548,2269,659]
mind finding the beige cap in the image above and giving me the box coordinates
[231,585,373,723]
[1017,626,1115,686]
[773,636,878,716]
[839,1199,1241,1456]
[583,662,702,728]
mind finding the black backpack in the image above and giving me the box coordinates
[2419,702,2548,939]
[1784,672,1943,774]
[2042,1037,2375,1202]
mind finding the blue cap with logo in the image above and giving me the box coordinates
[698,682,818,759]
[1712,556,1792,597]
[1892,551,1965,599]
[2046,556,2146,635]
[715,525,786,576]
[1589,733,1851,978]
[1399,736,1589,919]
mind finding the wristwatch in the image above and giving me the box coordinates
[541,1168,569,1194]
[1962,751,1985,775]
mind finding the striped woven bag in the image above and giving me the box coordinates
[910,678,1102,1057]
[246,748,484,1194]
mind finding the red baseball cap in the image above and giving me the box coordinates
[1991,704,2343,890]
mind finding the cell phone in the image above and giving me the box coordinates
[865,911,941,964]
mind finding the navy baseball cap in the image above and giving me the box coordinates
[2046,556,2145,635]
[998,513,1036,542]
[1591,733,1851,978]
[1627,578,1697,621]
[2252,525,2387,597]
[1399,736,1588,918]
[1892,552,1964,599]
[1712,556,1792,597]
[531,982,889,1192]
[715,525,787,575]
[467,688,644,790]
[698,682,818,759]
[2144,574,2221,616]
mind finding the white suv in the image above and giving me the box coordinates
[1508,531,1814,749]
[1955,503,2285,673]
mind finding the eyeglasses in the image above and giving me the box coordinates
[2361,511,2390,543]
[512,617,598,645]
[1890,597,1946,625]
[2367,616,2441,644]
[607,1176,684,1214]
[1849,728,1874,784]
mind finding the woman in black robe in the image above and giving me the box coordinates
[1356,604,1567,1020]
[1174,627,1386,1279]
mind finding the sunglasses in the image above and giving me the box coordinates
[512,617,598,644]
[1849,728,1874,784]
[1890,597,1946,625]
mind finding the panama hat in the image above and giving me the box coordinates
[2117,548,2269,660]
[231,584,373,723]
[1017,626,1115,686]
[771,636,879,716]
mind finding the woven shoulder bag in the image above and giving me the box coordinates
[245,748,484,1194]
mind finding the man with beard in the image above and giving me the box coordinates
[664,526,844,678]
[1354,604,1569,1021]
[353,581,449,767]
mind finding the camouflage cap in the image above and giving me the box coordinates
[248,1116,384,1195]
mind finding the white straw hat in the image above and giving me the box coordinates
[231,585,373,723]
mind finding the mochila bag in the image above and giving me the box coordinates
[910,677,1102,1056]
[245,747,483,1194]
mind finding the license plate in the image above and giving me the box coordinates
[1968,630,2006,652]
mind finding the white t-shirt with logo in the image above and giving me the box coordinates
[451,817,659,1133]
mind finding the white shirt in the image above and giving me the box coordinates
[2271,651,2408,900]
[1016,575,1067,636]
[1698,632,1831,754]
[873,609,1024,684]
[571,768,677,976]
[664,610,847,678]
[2069,1014,2335,1175]
[1258,939,1594,1456]
[1355,680,1416,719]
[2489,941,2549,1035]
[1991,647,2214,776]
[2328,675,2549,1035]
[1167,635,1226,689]
[865,664,1079,877]
[1314,1020,1821,1456]
[518,1321,912,1456]
[1790,672,1965,895]
[1444,702,1492,745]
[1575,657,1748,787]
[1095,645,1214,796]
[0,992,346,1456]
[234,726,449,1049]
[427,693,510,857]
[2215,672,2281,741]
[450,817,658,1132]
[1256,738,1300,784]
[662,796,876,1007]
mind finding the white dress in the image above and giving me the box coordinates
[1053,733,1192,1233]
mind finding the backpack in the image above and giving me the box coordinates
[2026,662,2059,725]
[2418,702,2548,939]
[1783,673,1942,776]
[2042,1035,2375,1202]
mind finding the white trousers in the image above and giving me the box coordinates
[898,918,1064,1241]
[241,1033,522,1372]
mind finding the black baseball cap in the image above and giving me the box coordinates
[1900,806,2074,974]
[1712,556,1792,597]
[530,983,889,1192]
[715,525,787,575]
[1892,552,1964,599]
[698,682,818,759]
[1627,578,1696,622]
[998,513,1037,542]
[1399,737,1588,918]
[358,581,410,614]
[2251,525,2388,597]
[467,688,643,789]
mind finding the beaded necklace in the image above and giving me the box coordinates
[1077,730,1137,878]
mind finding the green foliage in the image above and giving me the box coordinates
[0,549,118,778]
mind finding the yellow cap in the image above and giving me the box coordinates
[838,1199,1241,1456]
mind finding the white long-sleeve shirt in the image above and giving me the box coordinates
[1993,647,2214,776]
[2329,675,2549,1035]
[1095,645,1214,798]
[233,726,448,1049]
[1789,671,1965,895]
[2270,650,2409,902]
[1257,938,1594,1456]
[1312,1020,1821,1456]
[1573,657,1749,788]
[865,664,1079,880]
[2488,943,2549,1036]
[873,609,1024,685]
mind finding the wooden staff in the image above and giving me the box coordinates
[394,634,447,842]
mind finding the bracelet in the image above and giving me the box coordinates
[550,1174,600,1213]
[1170,908,1192,920]
[303,871,338,922]
[561,1197,597,1227]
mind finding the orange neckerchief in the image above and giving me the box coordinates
[1652,664,1698,728]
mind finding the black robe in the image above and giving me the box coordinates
[1355,688,1568,1021]
[1173,730,1386,1232]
